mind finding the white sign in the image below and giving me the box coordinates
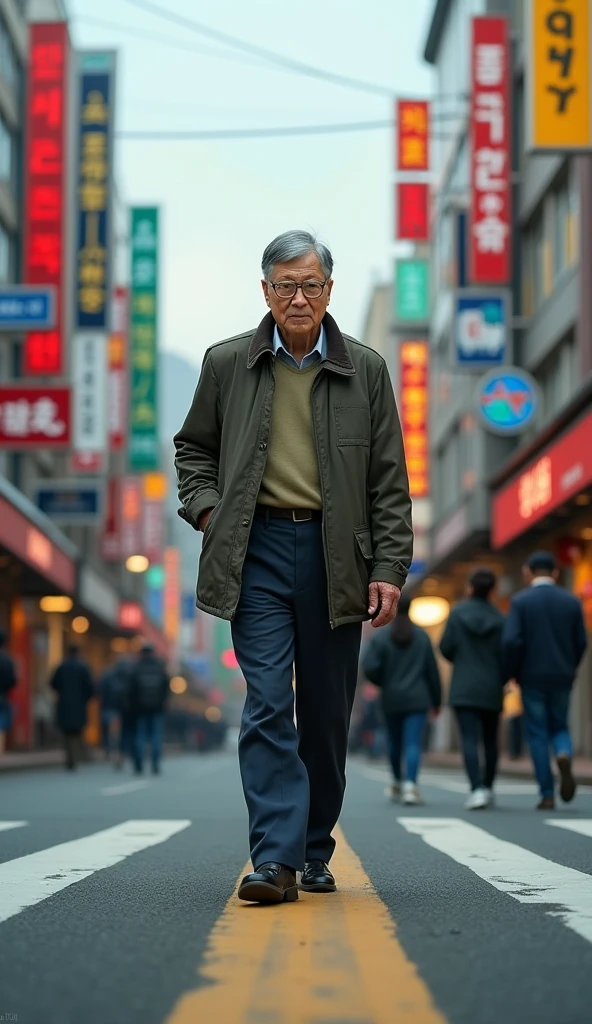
[73,332,107,454]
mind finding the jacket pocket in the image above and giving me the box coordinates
[202,501,222,541]
[335,405,370,446]
[354,526,373,561]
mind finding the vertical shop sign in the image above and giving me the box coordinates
[469,16,512,284]
[396,100,430,171]
[120,475,143,559]
[399,341,430,498]
[395,259,430,322]
[23,22,69,376]
[396,182,430,241]
[74,51,116,330]
[527,0,592,151]
[142,472,167,564]
[101,476,121,561]
[163,546,180,643]
[73,332,107,459]
[129,207,159,471]
[108,286,128,450]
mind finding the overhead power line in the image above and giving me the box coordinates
[117,118,458,142]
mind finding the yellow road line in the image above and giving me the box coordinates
[166,826,447,1023]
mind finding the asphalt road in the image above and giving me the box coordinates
[1,751,592,1024]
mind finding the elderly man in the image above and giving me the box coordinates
[175,230,412,904]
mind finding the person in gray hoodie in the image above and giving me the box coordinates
[362,593,441,805]
[439,568,508,810]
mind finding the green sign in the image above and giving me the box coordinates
[395,259,429,322]
[129,207,159,471]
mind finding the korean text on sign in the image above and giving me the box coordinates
[396,100,430,171]
[528,0,592,151]
[470,16,512,284]
[399,341,430,498]
[23,22,68,376]
[396,182,430,242]
[129,208,159,472]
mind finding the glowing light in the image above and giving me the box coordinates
[581,528,592,541]
[205,706,222,723]
[111,638,128,653]
[170,676,187,695]
[409,596,450,628]
[72,616,89,634]
[40,596,73,613]
[221,648,239,671]
[126,554,149,573]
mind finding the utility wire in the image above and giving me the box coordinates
[117,118,459,141]
[120,0,425,99]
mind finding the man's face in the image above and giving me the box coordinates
[262,252,333,336]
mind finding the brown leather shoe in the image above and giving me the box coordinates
[238,862,298,904]
[537,796,555,810]
[557,754,577,803]
[300,860,337,893]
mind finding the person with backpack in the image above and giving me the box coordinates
[128,644,170,774]
[362,593,442,805]
[0,630,17,755]
[439,567,507,810]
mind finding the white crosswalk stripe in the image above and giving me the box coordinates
[0,819,190,924]
[546,819,592,839]
[399,817,592,944]
[0,821,27,832]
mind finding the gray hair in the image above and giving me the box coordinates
[261,230,334,280]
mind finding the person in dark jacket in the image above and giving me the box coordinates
[502,551,587,810]
[363,594,441,805]
[128,645,170,774]
[440,568,507,810]
[50,645,94,770]
[0,630,16,755]
[98,657,133,767]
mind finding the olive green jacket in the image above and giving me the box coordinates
[174,312,413,628]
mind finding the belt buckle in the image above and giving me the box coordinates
[292,509,312,522]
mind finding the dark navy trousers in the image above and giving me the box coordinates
[231,516,362,872]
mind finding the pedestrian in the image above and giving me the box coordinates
[128,644,169,775]
[50,644,94,771]
[439,568,507,810]
[363,593,441,805]
[33,683,54,749]
[0,630,16,756]
[502,551,588,810]
[175,230,412,904]
[98,657,133,768]
[503,681,525,760]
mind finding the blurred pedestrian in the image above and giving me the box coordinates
[50,644,94,771]
[363,593,441,805]
[503,682,525,760]
[128,644,170,775]
[175,230,412,903]
[0,630,16,756]
[98,657,132,765]
[440,568,507,810]
[33,683,54,749]
[503,551,587,810]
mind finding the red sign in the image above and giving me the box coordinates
[143,499,164,564]
[118,601,142,631]
[101,476,121,561]
[0,494,75,591]
[108,287,128,450]
[396,100,430,171]
[396,182,429,241]
[492,410,592,549]
[23,23,69,376]
[71,451,104,474]
[120,476,143,559]
[0,386,70,447]
[469,16,511,284]
[399,341,429,498]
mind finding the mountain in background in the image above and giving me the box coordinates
[159,350,200,446]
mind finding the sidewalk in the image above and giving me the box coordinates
[425,750,592,785]
[0,743,188,773]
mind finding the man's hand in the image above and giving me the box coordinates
[368,582,401,628]
[198,508,214,532]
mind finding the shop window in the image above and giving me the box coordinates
[566,160,579,266]
[0,116,13,186]
[0,16,21,97]
[536,332,577,423]
[0,224,12,283]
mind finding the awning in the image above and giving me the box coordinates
[0,474,77,593]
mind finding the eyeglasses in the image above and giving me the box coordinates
[269,279,327,300]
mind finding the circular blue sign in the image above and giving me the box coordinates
[476,367,539,435]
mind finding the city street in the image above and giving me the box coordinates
[1,752,592,1024]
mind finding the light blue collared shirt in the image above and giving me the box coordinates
[273,323,326,369]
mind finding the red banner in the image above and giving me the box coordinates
[396,182,429,241]
[120,476,143,559]
[396,100,430,171]
[23,22,69,376]
[469,16,511,284]
[399,341,429,498]
[101,476,121,561]
[109,287,128,450]
[0,386,70,447]
[163,547,180,643]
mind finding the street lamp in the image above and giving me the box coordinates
[126,555,149,573]
[72,616,90,635]
[409,596,450,628]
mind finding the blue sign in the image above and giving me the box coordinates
[476,367,539,436]
[409,560,427,577]
[146,586,163,626]
[454,290,509,368]
[36,485,101,523]
[74,54,115,329]
[0,287,55,330]
[181,594,196,621]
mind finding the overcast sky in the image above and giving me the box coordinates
[70,0,435,370]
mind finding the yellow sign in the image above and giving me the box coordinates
[528,0,592,150]
[143,471,168,501]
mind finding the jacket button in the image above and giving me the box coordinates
[242,519,249,527]
[259,441,267,451]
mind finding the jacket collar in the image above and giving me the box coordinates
[247,311,355,375]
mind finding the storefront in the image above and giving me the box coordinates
[491,401,592,754]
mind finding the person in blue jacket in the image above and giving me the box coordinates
[502,551,588,810]
[362,593,441,805]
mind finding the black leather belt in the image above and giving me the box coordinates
[255,504,322,522]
